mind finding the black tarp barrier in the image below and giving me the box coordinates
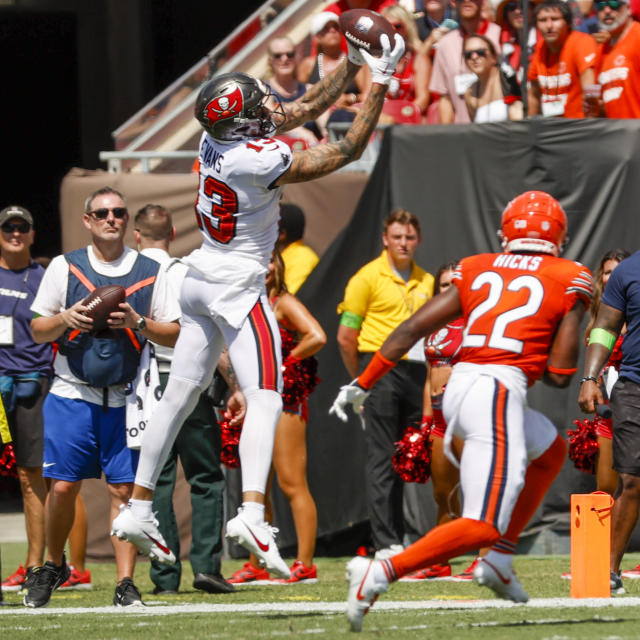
[230,118,640,556]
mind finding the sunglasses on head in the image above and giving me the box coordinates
[505,2,521,11]
[1,220,31,233]
[596,0,624,9]
[89,207,127,220]
[271,51,295,60]
[464,48,489,60]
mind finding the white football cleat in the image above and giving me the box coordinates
[111,504,176,565]
[473,557,529,603]
[226,510,290,579]
[346,557,389,632]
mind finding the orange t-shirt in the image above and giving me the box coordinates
[528,31,598,118]
[453,253,592,384]
[596,22,640,118]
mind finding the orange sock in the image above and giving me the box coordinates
[390,518,499,578]
[495,435,566,551]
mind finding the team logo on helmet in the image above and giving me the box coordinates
[204,86,243,125]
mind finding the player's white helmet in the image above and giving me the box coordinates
[499,190,567,256]
[195,72,285,142]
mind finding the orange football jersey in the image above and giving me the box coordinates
[453,253,592,383]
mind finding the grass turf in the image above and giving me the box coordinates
[3,542,640,639]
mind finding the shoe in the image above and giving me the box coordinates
[346,557,389,632]
[451,557,480,581]
[561,572,571,580]
[23,558,70,608]
[225,509,290,579]
[113,577,144,606]
[2,565,26,592]
[374,544,403,561]
[399,563,452,581]
[272,561,318,584]
[228,562,272,585]
[621,563,640,579]
[473,558,529,603]
[111,504,176,565]
[58,566,93,590]
[611,570,626,595]
[193,572,236,594]
[23,567,39,591]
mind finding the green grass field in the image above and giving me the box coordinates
[3,542,640,639]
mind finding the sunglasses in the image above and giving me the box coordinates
[505,2,521,11]
[88,207,128,220]
[1,220,31,233]
[596,0,624,9]
[464,48,489,60]
[271,51,295,60]
[389,22,405,31]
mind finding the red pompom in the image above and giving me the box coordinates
[280,328,320,407]
[391,422,432,483]
[219,416,242,468]
[567,417,601,474]
[0,443,17,478]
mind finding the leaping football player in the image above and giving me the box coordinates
[330,191,593,631]
[111,30,405,578]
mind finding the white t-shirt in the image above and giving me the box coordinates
[31,245,180,407]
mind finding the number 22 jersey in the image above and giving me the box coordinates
[452,253,593,384]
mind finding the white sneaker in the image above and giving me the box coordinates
[225,510,290,579]
[374,544,403,561]
[346,557,389,632]
[111,504,176,565]
[473,558,529,603]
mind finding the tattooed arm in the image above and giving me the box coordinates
[277,59,361,133]
[273,83,387,184]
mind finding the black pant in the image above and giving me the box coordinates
[611,377,640,476]
[150,373,225,590]
[360,353,426,550]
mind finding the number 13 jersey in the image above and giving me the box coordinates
[190,132,293,275]
[452,253,592,384]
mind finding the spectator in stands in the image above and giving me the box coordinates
[229,251,326,585]
[0,206,52,594]
[527,0,598,118]
[405,0,458,46]
[276,204,319,295]
[494,0,539,81]
[265,36,320,146]
[569,0,600,33]
[583,0,640,119]
[359,5,432,116]
[463,33,523,121]
[429,0,501,123]
[26,187,180,608]
[133,205,235,596]
[324,0,399,19]
[336,209,434,561]
[298,12,366,135]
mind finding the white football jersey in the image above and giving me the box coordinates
[192,131,293,270]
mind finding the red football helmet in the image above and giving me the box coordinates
[499,191,567,256]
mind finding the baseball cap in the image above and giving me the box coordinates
[311,11,340,36]
[0,205,33,227]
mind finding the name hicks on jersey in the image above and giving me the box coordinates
[493,254,543,271]
[201,138,224,173]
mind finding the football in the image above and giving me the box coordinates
[82,284,126,332]
[339,8,397,57]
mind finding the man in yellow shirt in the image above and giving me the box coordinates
[336,209,434,560]
[278,204,319,294]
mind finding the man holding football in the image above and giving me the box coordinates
[330,191,593,631]
[111,16,405,579]
[26,187,180,608]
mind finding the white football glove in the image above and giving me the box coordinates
[329,380,370,423]
[347,40,365,66]
[360,32,406,86]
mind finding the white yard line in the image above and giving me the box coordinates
[2,597,640,616]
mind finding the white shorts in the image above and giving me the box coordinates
[169,272,282,394]
[443,363,556,533]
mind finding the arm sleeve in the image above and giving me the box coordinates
[149,268,182,323]
[601,265,627,312]
[429,46,449,96]
[564,263,593,313]
[30,255,69,317]
[253,138,293,189]
[337,269,371,319]
[574,33,598,75]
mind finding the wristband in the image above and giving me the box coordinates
[589,328,617,351]
[357,351,396,390]
[580,376,599,385]
[546,365,577,375]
